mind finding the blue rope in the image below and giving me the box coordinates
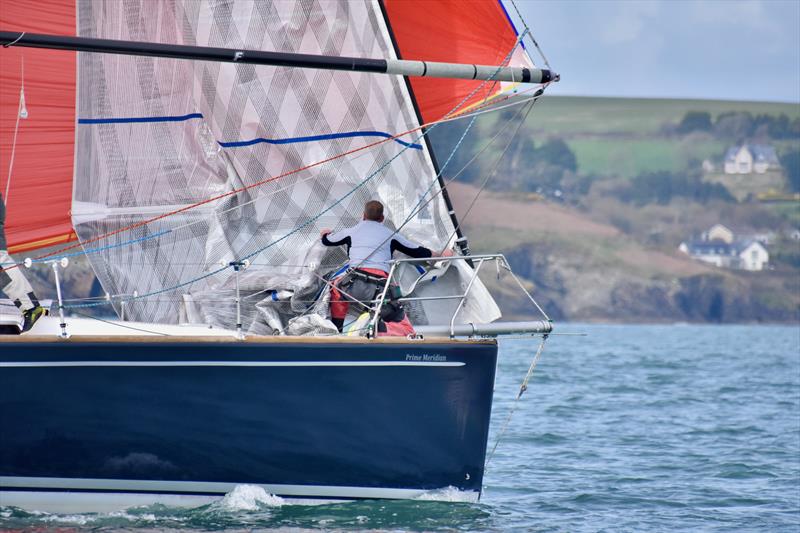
[31,230,172,264]
[79,113,420,149]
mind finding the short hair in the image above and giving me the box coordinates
[364,200,384,221]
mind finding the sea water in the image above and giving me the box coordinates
[1,324,798,531]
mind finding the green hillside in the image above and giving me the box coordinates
[524,96,800,135]
[568,137,727,179]
[432,95,800,323]
[432,95,800,183]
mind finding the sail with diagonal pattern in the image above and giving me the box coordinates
[2,0,538,332]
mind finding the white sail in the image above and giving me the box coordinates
[73,0,505,331]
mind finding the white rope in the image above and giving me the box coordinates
[4,52,26,203]
[441,98,538,249]
[485,333,549,467]
[509,0,552,70]
[2,31,26,48]
[71,309,171,336]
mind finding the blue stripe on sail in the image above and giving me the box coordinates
[78,114,422,150]
[78,113,204,124]
[217,131,422,150]
[497,0,527,50]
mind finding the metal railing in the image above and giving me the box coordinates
[368,253,550,339]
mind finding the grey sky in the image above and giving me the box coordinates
[513,0,800,103]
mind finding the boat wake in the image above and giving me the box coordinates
[214,484,285,511]
[414,486,480,503]
[0,484,489,530]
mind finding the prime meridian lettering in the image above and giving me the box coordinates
[405,353,446,362]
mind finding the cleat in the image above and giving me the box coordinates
[21,305,45,332]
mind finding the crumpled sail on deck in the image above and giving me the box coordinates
[67,0,532,332]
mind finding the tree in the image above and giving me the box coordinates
[619,171,734,205]
[677,111,712,134]
[782,149,800,193]
[713,111,753,139]
[536,138,577,172]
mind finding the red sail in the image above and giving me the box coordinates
[383,0,524,123]
[0,0,76,253]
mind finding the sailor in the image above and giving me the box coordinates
[320,200,451,332]
[0,193,45,332]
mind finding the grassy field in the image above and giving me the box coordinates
[522,95,800,135]
[567,137,727,178]
[455,95,798,180]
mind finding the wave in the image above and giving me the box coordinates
[213,484,284,511]
[414,486,479,503]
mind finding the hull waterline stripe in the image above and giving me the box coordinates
[0,476,477,500]
[78,114,421,149]
[0,360,464,368]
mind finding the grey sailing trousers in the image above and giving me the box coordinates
[0,250,36,312]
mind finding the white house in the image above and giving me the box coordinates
[703,223,775,245]
[679,224,770,271]
[723,144,780,175]
[702,223,734,244]
[679,239,769,271]
[737,241,770,271]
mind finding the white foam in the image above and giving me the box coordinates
[41,513,96,525]
[216,484,284,511]
[414,486,480,503]
[108,510,157,521]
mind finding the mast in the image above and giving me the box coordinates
[0,31,558,84]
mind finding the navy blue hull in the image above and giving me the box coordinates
[0,339,497,499]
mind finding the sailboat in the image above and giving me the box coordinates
[0,0,555,513]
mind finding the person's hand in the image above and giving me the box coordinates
[440,248,454,258]
[320,229,332,238]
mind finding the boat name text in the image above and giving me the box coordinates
[405,353,446,362]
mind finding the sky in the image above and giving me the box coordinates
[512,0,800,103]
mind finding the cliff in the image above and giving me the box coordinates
[450,182,799,323]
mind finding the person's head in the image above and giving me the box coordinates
[363,200,384,223]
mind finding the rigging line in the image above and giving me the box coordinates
[347,88,538,276]
[344,37,529,274]
[9,81,541,271]
[23,93,543,308]
[283,77,529,327]
[62,43,523,311]
[509,0,552,70]
[6,127,415,271]
[0,90,541,270]
[484,332,548,468]
[281,40,527,325]
[442,98,538,250]
[118,38,525,307]
[435,97,553,324]
[86,90,543,249]
[4,51,25,203]
[11,76,537,274]
[126,89,542,242]
[69,309,171,336]
[305,98,539,325]
[53,31,526,264]
[27,230,172,264]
